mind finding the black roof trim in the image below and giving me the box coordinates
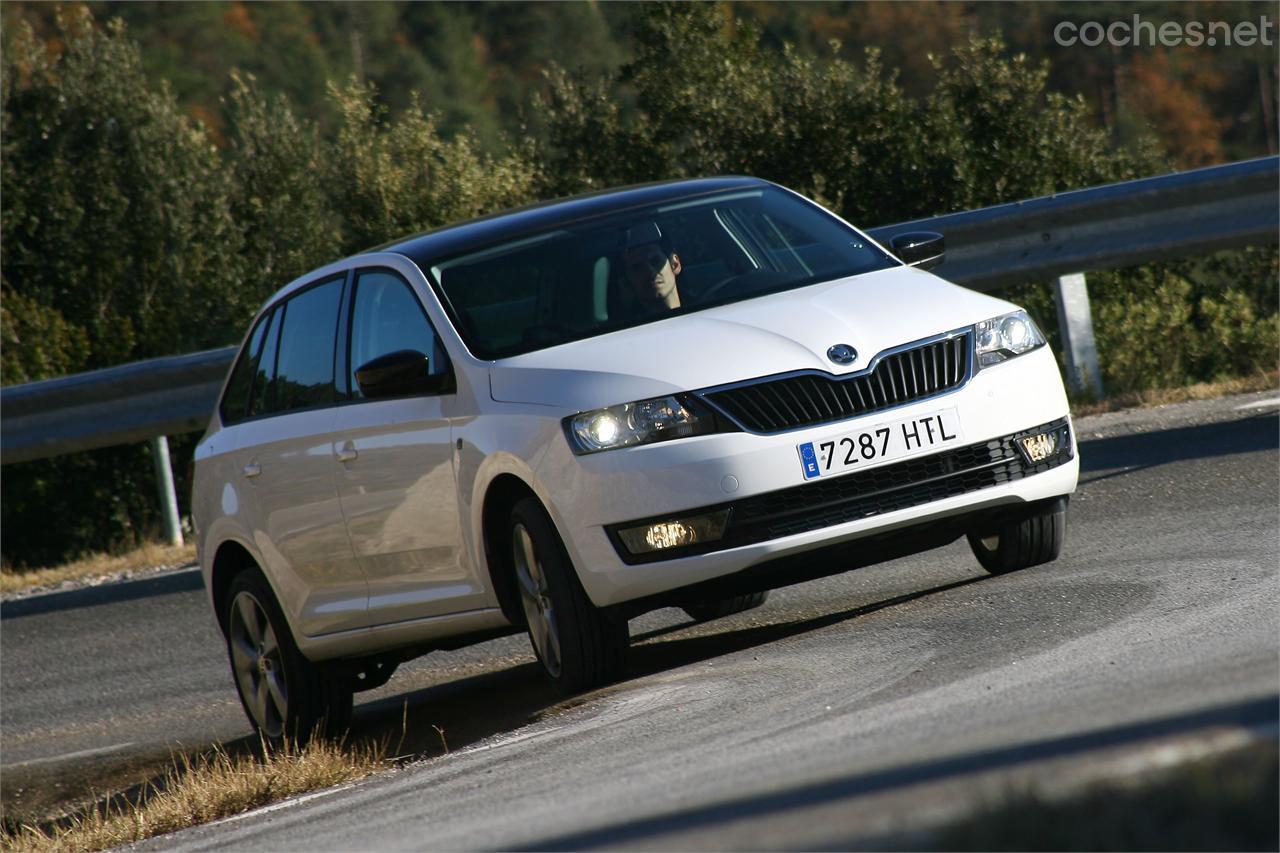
[366,176,771,268]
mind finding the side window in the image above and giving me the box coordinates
[247,306,282,419]
[348,270,447,399]
[220,312,271,426]
[272,277,344,414]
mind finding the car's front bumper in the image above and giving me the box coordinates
[605,415,1073,564]
[534,345,1077,607]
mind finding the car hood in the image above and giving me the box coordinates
[488,266,1015,411]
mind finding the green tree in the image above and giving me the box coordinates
[0,286,89,384]
[538,5,1163,223]
[223,70,341,311]
[915,37,1164,215]
[396,3,500,145]
[2,7,241,369]
[325,77,537,254]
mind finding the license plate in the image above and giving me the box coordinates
[797,408,964,480]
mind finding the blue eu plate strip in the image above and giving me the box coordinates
[798,442,821,480]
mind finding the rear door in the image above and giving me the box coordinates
[331,267,483,627]
[233,275,368,637]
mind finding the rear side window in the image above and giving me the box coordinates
[247,307,283,418]
[272,277,344,414]
[347,270,448,399]
[220,312,271,426]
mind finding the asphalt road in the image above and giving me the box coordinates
[3,391,1277,848]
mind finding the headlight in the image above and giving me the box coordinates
[565,394,724,454]
[975,309,1046,368]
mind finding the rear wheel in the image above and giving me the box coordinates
[967,505,1065,574]
[683,590,770,622]
[510,497,628,692]
[225,569,352,745]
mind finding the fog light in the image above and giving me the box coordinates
[616,509,730,555]
[1019,432,1058,463]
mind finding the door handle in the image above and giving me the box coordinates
[242,462,261,479]
[336,442,358,464]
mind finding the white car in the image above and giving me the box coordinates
[192,178,1078,741]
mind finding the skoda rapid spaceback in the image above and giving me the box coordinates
[192,178,1077,740]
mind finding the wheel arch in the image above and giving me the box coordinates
[480,473,542,626]
[209,539,259,636]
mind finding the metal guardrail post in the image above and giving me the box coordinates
[1054,273,1105,397]
[149,435,184,547]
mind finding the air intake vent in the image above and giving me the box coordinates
[701,332,971,434]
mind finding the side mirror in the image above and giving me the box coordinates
[355,349,440,399]
[890,231,945,271]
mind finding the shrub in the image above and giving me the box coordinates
[326,78,537,255]
[0,286,89,385]
[536,5,1166,225]
[222,70,342,320]
[2,8,241,370]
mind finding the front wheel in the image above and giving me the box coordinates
[225,569,353,745]
[967,505,1066,575]
[510,497,628,692]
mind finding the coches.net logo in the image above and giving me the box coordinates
[1054,14,1276,48]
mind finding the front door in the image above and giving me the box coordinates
[332,268,484,627]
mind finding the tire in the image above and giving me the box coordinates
[683,590,770,623]
[225,568,353,745]
[510,497,628,692]
[967,506,1065,575]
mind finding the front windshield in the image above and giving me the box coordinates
[429,186,898,360]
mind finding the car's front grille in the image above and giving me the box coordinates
[606,417,1072,564]
[700,332,971,434]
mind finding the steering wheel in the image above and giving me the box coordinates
[697,269,789,305]
[697,273,745,304]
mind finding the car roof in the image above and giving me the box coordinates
[368,176,772,269]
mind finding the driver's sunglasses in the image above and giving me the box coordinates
[626,247,669,275]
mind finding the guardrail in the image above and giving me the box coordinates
[2,156,1277,542]
[868,155,1278,289]
[1,347,233,466]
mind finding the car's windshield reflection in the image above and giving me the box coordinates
[429,187,897,359]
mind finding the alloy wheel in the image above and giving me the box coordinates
[228,591,288,738]
[512,522,562,678]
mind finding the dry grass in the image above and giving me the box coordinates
[0,542,196,596]
[1070,370,1278,417]
[2,738,388,853]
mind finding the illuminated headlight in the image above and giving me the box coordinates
[615,509,730,555]
[565,394,722,454]
[975,309,1046,368]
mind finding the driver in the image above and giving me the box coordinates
[622,233,683,313]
